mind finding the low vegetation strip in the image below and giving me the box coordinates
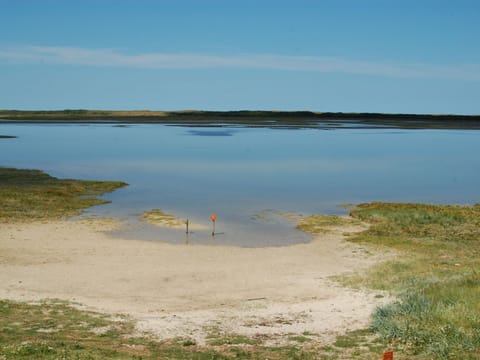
[0,299,144,359]
[0,299,351,359]
[0,167,127,221]
[1,109,480,129]
[346,202,480,359]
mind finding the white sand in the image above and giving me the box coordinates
[0,218,391,345]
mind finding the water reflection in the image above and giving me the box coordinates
[187,129,237,137]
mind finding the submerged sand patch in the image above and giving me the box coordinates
[0,218,392,345]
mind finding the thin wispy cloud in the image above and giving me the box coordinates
[1,45,479,81]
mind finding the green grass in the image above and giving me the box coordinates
[1,299,374,359]
[0,167,127,221]
[345,202,480,359]
[295,202,480,358]
[288,335,311,344]
[0,299,249,359]
[0,299,145,359]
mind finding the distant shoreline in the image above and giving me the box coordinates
[1,109,480,129]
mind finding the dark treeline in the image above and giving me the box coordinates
[1,109,480,129]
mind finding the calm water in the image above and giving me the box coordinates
[1,123,479,246]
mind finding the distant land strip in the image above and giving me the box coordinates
[1,109,480,129]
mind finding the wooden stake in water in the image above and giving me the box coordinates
[185,219,189,234]
[210,213,217,236]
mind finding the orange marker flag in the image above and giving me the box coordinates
[210,214,217,236]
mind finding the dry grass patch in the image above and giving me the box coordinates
[296,214,363,234]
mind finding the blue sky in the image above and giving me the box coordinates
[1,0,479,114]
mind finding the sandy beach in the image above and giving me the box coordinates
[0,218,391,345]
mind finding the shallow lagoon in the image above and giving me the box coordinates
[1,123,479,246]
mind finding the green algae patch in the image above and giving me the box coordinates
[142,209,186,228]
[142,209,208,230]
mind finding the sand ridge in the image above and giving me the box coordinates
[0,218,391,345]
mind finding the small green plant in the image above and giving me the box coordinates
[288,335,311,343]
[181,339,197,347]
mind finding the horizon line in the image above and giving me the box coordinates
[1,109,480,117]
